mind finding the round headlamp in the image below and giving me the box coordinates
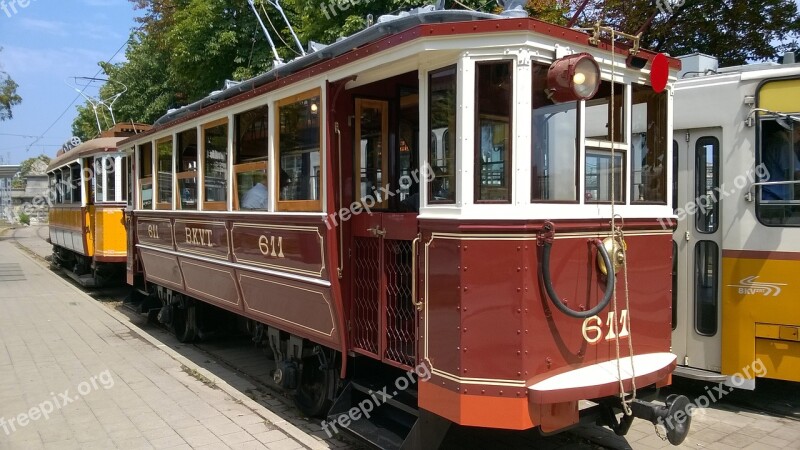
[547,53,601,103]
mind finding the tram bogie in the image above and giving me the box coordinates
[122,8,691,447]
[47,123,150,287]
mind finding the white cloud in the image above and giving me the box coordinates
[82,0,119,6]
[18,18,68,36]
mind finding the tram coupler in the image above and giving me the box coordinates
[600,395,691,446]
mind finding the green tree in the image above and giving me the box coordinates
[574,0,800,66]
[71,0,800,136]
[0,47,22,121]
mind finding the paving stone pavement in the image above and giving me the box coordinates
[0,238,327,450]
[4,225,800,450]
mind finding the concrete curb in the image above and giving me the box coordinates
[13,244,328,450]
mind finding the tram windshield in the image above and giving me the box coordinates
[758,117,800,224]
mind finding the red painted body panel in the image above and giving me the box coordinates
[417,218,674,429]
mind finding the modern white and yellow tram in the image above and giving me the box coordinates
[672,52,800,386]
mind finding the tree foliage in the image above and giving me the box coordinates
[19,155,51,176]
[0,47,22,122]
[71,0,800,137]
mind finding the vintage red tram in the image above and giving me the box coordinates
[122,7,690,448]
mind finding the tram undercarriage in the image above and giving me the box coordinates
[50,246,125,287]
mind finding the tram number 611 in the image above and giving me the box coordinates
[582,309,629,344]
[258,235,285,258]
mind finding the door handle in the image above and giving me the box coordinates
[367,226,386,237]
[411,234,423,311]
[685,231,691,241]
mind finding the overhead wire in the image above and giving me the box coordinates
[26,34,132,151]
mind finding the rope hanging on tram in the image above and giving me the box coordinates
[538,221,615,319]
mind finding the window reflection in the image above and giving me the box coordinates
[278,90,321,211]
[204,122,228,208]
[475,61,512,202]
[157,139,173,208]
[631,85,668,203]
[585,150,623,202]
[428,66,457,203]
[532,64,576,201]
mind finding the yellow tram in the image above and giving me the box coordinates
[47,123,150,286]
[673,53,800,386]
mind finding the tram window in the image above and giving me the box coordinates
[585,150,623,202]
[105,157,116,202]
[694,240,719,336]
[355,99,389,209]
[121,157,129,203]
[474,62,513,203]
[672,241,678,331]
[176,129,198,210]
[277,89,321,211]
[585,81,626,143]
[428,66,457,204]
[531,64,577,202]
[203,120,228,210]
[757,119,800,225]
[234,105,269,211]
[139,142,153,210]
[672,140,679,212]
[54,171,63,204]
[695,137,719,233]
[94,158,103,203]
[70,164,81,204]
[631,86,668,204]
[156,138,173,209]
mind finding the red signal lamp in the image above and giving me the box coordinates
[547,53,601,103]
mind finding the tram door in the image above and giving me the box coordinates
[673,128,723,372]
[349,96,419,370]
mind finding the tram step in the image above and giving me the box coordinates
[328,382,416,450]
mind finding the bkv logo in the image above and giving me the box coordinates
[727,276,787,297]
[656,0,686,15]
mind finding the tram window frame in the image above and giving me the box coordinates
[428,65,458,205]
[70,163,81,204]
[234,105,270,211]
[756,117,800,226]
[202,118,228,211]
[155,137,174,210]
[631,86,668,204]
[54,171,63,204]
[584,149,625,203]
[121,156,129,204]
[531,64,578,203]
[695,137,720,234]
[276,88,322,212]
[93,155,121,204]
[474,61,513,204]
[139,142,154,210]
[584,80,626,144]
[176,128,198,211]
[694,240,719,336]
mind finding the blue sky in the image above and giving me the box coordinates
[0,0,141,165]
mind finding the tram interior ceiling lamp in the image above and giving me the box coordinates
[547,53,601,103]
[745,107,800,127]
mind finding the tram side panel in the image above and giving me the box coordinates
[132,212,343,351]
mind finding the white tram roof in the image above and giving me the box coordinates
[120,7,678,146]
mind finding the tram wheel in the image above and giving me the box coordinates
[294,355,335,418]
[173,304,197,343]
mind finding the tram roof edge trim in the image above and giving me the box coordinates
[120,10,681,146]
[46,137,125,172]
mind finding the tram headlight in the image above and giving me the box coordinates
[547,53,601,103]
